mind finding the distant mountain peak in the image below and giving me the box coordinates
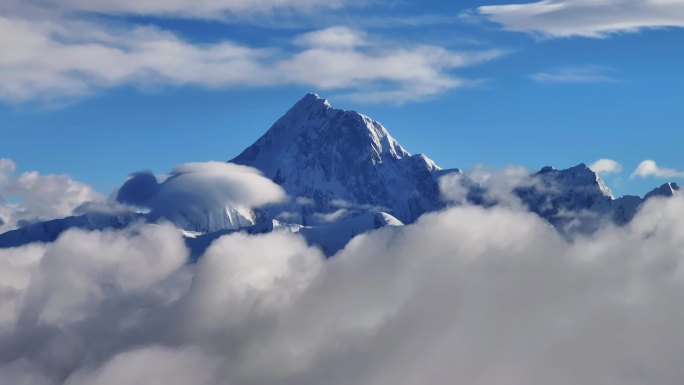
[645,182,681,200]
[293,93,332,111]
[231,93,450,224]
[268,93,411,161]
[531,163,614,199]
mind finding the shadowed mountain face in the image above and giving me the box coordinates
[230,93,456,224]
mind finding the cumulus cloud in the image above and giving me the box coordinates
[0,222,191,381]
[590,158,623,175]
[531,65,620,84]
[22,224,187,326]
[0,12,503,104]
[439,165,531,208]
[5,173,684,384]
[631,159,684,179]
[478,0,684,38]
[0,158,102,232]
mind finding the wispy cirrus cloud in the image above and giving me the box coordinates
[531,65,619,84]
[631,160,684,179]
[477,0,684,38]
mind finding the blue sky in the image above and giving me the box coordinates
[1,0,683,197]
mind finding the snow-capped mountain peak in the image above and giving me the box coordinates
[537,163,614,199]
[231,93,451,224]
[645,182,681,200]
[296,92,332,110]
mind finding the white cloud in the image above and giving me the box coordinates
[590,158,623,175]
[478,0,684,38]
[158,162,286,208]
[631,159,684,179]
[293,26,367,49]
[0,158,102,232]
[0,13,503,104]
[314,208,350,223]
[531,65,619,83]
[26,224,187,326]
[0,222,186,337]
[116,162,286,232]
[439,165,531,208]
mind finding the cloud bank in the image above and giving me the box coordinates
[478,0,684,38]
[4,175,684,384]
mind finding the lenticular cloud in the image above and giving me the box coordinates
[117,161,286,210]
[3,182,684,384]
[115,161,286,231]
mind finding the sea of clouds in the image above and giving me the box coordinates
[2,160,684,384]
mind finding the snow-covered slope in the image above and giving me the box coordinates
[231,93,455,224]
[147,205,258,233]
[298,211,403,255]
[185,211,403,258]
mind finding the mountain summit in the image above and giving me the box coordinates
[231,93,455,224]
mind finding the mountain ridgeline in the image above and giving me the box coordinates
[0,94,680,254]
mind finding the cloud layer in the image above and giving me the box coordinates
[478,0,684,38]
[4,177,684,384]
